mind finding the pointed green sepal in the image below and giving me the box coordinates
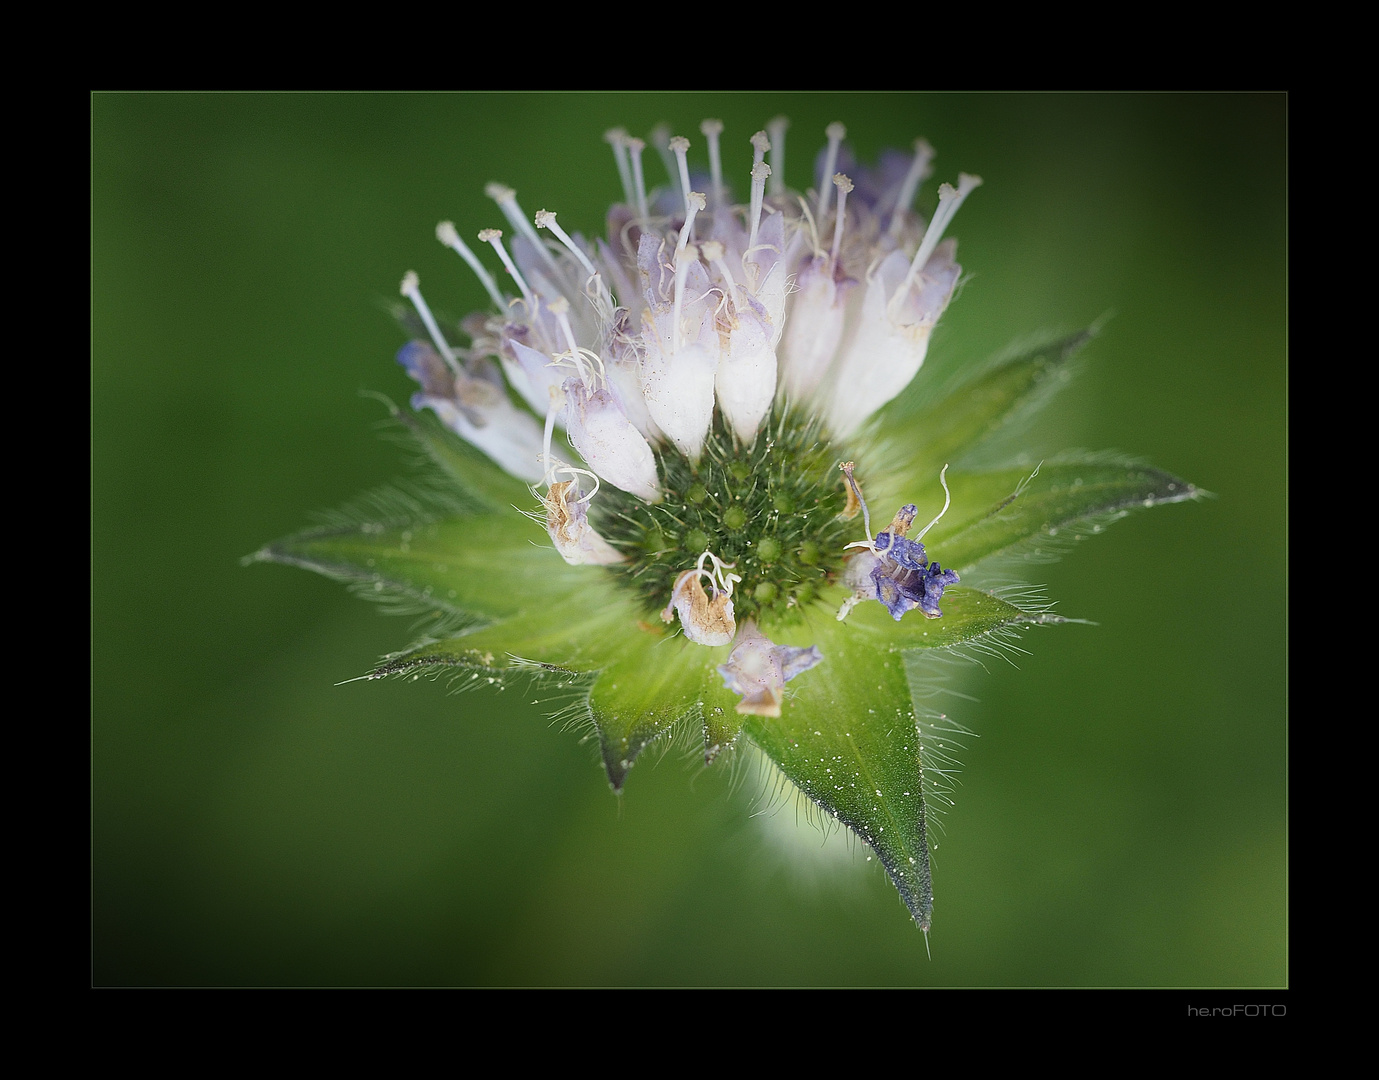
[359,580,739,790]
[919,458,1202,574]
[250,513,580,626]
[747,586,1051,928]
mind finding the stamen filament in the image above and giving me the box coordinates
[701,239,739,308]
[816,122,846,222]
[765,116,789,196]
[400,271,460,374]
[627,137,650,223]
[478,228,537,313]
[604,128,634,206]
[672,241,698,354]
[542,385,562,477]
[649,124,677,197]
[669,135,693,217]
[893,174,983,311]
[486,183,560,276]
[700,119,725,211]
[677,191,706,256]
[536,209,613,312]
[747,162,771,255]
[548,296,604,386]
[915,465,952,540]
[887,138,935,239]
[534,209,598,280]
[436,221,505,310]
[840,461,873,542]
[829,173,853,274]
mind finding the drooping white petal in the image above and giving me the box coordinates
[503,338,565,417]
[778,256,855,403]
[397,340,545,482]
[412,392,545,483]
[823,241,961,438]
[712,289,777,445]
[640,333,717,461]
[637,233,718,461]
[603,356,661,441]
[563,377,661,503]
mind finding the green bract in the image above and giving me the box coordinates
[249,121,1199,932]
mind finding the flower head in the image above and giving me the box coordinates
[257,114,1199,934]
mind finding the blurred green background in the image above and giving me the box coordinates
[93,93,1285,986]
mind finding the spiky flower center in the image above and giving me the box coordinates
[592,405,857,626]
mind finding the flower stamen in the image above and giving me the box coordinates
[669,135,694,218]
[478,228,537,314]
[765,116,789,196]
[604,128,634,207]
[840,461,873,542]
[887,139,935,240]
[816,122,847,223]
[677,191,706,255]
[747,161,771,256]
[700,239,740,310]
[829,173,854,275]
[399,271,460,374]
[671,238,699,354]
[486,183,561,278]
[649,124,678,200]
[699,119,725,212]
[915,464,953,540]
[892,173,983,315]
[436,222,506,311]
[626,136,651,223]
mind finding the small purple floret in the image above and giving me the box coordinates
[869,545,960,621]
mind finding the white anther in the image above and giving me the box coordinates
[765,116,789,196]
[887,138,935,239]
[700,119,725,211]
[535,209,599,281]
[893,173,982,312]
[816,121,847,222]
[676,191,706,254]
[747,161,771,255]
[626,136,650,223]
[604,128,634,206]
[829,173,853,273]
[400,271,460,374]
[916,465,953,541]
[478,228,537,312]
[487,182,560,276]
[750,130,770,169]
[484,182,515,204]
[437,221,506,310]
